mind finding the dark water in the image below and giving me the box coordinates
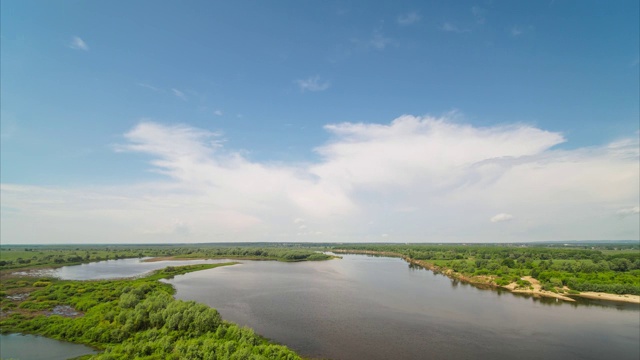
[168,254,640,360]
[48,257,234,280]
[0,333,97,360]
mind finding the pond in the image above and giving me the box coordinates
[0,333,97,360]
[167,254,640,360]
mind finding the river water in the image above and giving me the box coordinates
[0,333,97,360]
[47,257,234,280]
[166,254,640,360]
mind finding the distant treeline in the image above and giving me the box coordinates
[334,244,640,295]
[0,245,332,269]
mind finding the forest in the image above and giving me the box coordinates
[332,243,640,295]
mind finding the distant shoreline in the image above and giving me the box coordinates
[332,249,640,304]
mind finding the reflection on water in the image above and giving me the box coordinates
[168,254,640,360]
[0,333,97,360]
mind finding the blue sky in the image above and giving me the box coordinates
[1,1,638,244]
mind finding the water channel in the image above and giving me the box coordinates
[0,333,97,360]
[47,257,233,280]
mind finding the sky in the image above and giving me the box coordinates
[1,0,638,244]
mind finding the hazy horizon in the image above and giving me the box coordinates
[1,239,639,247]
[1,1,638,244]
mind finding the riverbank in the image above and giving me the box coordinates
[332,249,640,304]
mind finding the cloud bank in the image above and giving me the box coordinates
[2,115,638,244]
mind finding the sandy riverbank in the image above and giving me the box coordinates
[332,249,640,304]
[505,276,575,302]
[573,291,640,303]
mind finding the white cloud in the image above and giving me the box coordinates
[171,88,188,100]
[2,114,638,244]
[313,115,565,190]
[296,76,330,92]
[491,213,514,223]
[214,109,223,116]
[397,12,421,25]
[69,36,89,51]
[440,22,469,33]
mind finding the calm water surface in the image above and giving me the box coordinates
[0,333,97,360]
[49,257,234,280]
[168,254,640,360]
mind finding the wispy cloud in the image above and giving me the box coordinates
[296,76,330,92]
[171,88,188,100]
[397,12,421,26]
[509,25,535,38]
[440,22,469,33]
[471,6,486,24]
[348,30,394,52]
[369,31,392,50]
[213,109,223,116]
[137,83,160,92]
[510,27,523,37]
[69,36,89,51]
[491,213,514,223]
[138,83,195,103]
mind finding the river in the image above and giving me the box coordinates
[166,253,640,360]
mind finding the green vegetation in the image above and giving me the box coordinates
[0,244,333,270]
[1,241,636,359]
[333,244,640,295]
[1,263,301,359]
